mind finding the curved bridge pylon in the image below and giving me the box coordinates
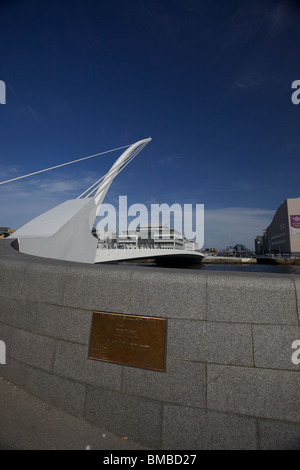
[10,138,152,263]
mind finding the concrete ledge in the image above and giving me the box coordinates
[207,271,298,324]
[0,239,300,450]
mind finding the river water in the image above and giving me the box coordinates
[120,260,300,274]
[194,263,300,275]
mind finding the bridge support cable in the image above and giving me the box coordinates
[0,144,132,186]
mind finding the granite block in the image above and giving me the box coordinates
[0,257,26,297]
[258,418,300,450]
[207,364,300,422]
[25,368,86,417]
[162,404,258,450]
[53,340,122,391]
[35,303,92,344]
[0,295,38,330]
[62,264,131,313]
[122,358,206,407]
[168,319,253,366]
[85,386,163,448]
[293,277,300,324]
[22,263,67,305]
[253,324,300,370]
[207,271,298,324]
[10,328,56,372]
[0,322,13,352]
[0,357,28,387]
[130,268,207,319]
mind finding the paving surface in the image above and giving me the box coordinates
[0,376,150,450]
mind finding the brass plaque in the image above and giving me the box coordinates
[88,311,167,371]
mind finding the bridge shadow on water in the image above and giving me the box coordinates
[117,260,300,275]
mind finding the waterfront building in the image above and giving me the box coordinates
[224,244,254,257]
[96,224,199,251]
[254,236,264,255]
[254,231,268,256]
[0,227,15,238]
[203,248,218,255]
[258,198,300,256]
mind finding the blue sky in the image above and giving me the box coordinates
[0,0,300,250]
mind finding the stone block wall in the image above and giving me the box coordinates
[0,239,299,449]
